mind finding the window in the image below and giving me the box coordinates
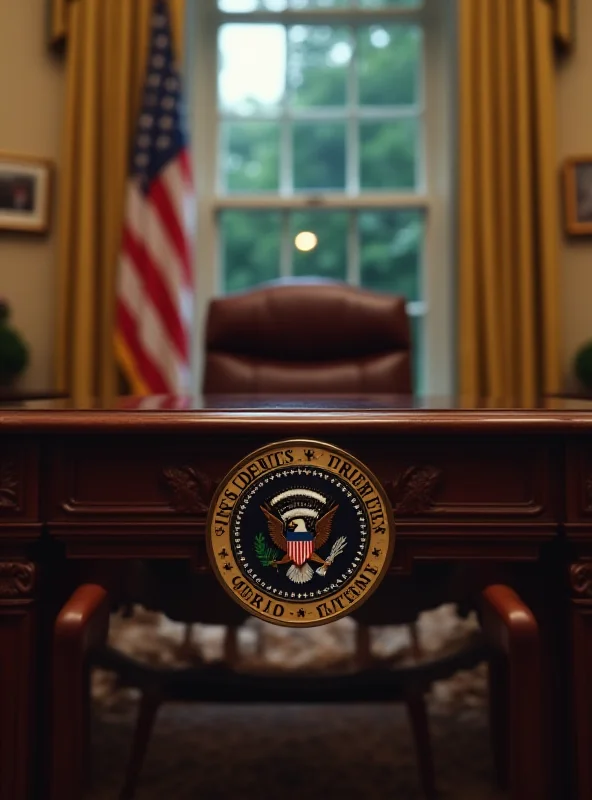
[191,0,456,394]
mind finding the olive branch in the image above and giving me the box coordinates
[254,532,280,567]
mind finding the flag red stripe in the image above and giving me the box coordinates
[149,177,192,284]
[122,225,189,360]
[116,300,170,393]
[115,7,194,398]
[178,149,193,186]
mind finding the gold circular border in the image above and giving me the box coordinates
[206,439,395,628]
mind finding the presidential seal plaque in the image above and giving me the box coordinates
[207,440,394,627]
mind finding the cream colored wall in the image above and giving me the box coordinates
[557,0,592,388]
[0,0,63,391]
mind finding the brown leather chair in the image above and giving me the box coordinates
[203,279,412,395]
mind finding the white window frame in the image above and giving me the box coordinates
[188,0,456,396]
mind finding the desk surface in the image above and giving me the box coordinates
[3,392,592,408]
[1,393,592,432]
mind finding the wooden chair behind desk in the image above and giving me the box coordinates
[51,582,545,800]
[202,279,413,395]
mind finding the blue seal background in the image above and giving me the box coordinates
[231,466,371,600]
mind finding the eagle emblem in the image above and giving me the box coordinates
[208,440,394,626]
[259,488,347,583]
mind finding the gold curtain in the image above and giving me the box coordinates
[49,0,573,48]
[54,0,185,404]
[49,0,68,45]
[458,0,562,405]
[553,0,574,47]
[49,0,184,48]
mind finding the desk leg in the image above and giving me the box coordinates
[0,561,36,799]
[570,561,592,800]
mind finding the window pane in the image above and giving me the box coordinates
[289,26,351,107]
[410,315,424,395]
[218,0,421,9]
[359,209,424,300]
[293,122,346,190]
[290,0,349,7]
[218,25,286,115]
[219,1,288,11]
[291,211,348,280]
[221,121,280,192]
[360,118,418,190]
[221,211,281,293]
[358,25,422,106]
[358,0,422,7]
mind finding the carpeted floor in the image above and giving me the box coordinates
[87,605,507,799]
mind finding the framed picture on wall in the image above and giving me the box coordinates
[563,156,592,236]
[0,153,53,234]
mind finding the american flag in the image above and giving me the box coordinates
[115,0,194,396]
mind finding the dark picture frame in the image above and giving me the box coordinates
[0,153,53,234]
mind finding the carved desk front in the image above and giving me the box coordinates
[1,397,591,798]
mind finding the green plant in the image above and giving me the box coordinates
[574,341,592,391]
[254,532,280,567]
[0,299,29,387]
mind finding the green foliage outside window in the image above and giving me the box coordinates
[218,16,425,388]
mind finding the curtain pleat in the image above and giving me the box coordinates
[553,0,574,46]
[477,1,503,398]
[494,0,514,396]
[458,0,479,399]
[49,0,68,45]
[55,0,185,404]
[458,0,561,405]
[533,0,562,396]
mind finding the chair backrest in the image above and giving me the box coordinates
[203,279,412,394]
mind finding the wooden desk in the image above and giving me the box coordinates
[1,394,592,798]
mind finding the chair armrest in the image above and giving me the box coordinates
[51,585,110,800]
[480,584,539,656]
[480,584,546,799]
[54,584,110,656]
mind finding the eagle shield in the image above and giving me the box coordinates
[286,529,315,566]
[260,488,339,583]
